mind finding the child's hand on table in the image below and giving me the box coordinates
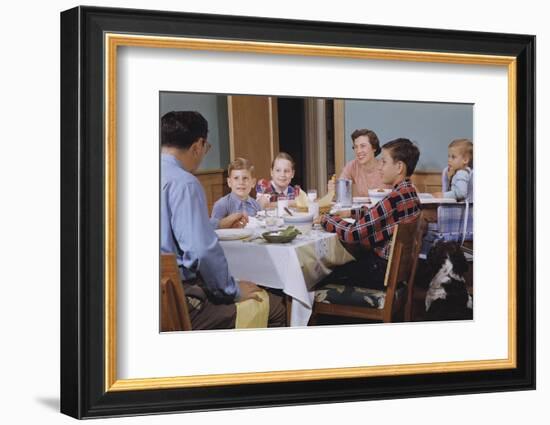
[219,212,249,229]
[256,193,271,209]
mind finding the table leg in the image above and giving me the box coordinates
[285,294,292,327]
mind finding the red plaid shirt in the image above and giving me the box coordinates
[255,179,301,202]
[321,179,421,260]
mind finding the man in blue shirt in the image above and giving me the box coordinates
[160,111,285,329]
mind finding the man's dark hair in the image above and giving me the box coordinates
[382,138,420,177]
[161,111,208,149]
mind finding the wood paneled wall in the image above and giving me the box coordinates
[194,169,228,214]
[333,100,346,176]
[411,171,442,193]
[227,95,279,180]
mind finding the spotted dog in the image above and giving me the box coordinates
[425,241,473,321]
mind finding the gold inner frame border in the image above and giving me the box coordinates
[104,33,517,392]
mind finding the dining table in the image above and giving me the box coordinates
[219,194,462,326]
[416,193,462,222]
[219,226,355,327]
[341,193,460,223]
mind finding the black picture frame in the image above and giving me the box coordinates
[60,5,535,419]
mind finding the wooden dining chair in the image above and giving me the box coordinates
[405,212,427,321]
[160,253,192,332]
[310,213,426,324]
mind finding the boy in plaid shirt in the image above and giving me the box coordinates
[320,138,421,289]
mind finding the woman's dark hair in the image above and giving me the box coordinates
[381,138,420,177]
[351,128,381,156]
[161,111,208,149]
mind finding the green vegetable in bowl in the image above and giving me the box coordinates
[262,226,301,243]
[280,226,301,236]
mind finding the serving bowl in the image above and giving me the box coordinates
[283,212,314,233]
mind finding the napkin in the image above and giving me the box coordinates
[235,289,270,328]
[317,190,335,207]
[296,190,309,208]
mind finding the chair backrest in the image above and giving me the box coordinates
[160,253,192,332]
[383,220,420,288]
[383,215,426,322]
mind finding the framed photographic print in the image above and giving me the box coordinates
[60,5,535,419]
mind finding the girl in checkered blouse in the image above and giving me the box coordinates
[255,152,301,207]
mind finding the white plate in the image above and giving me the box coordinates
[352,196,370,204]
[283,212,314,223]
[368,189,392,203]
[368,189,392,197]
[420,198,457,204]
[215,228,254,241]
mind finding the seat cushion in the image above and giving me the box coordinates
[314,283,407,310]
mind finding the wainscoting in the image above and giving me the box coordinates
[411,170,442,193]
[194,169,228,214]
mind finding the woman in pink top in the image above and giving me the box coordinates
[330,128,391,197]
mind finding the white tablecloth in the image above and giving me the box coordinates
[220,229,354,326]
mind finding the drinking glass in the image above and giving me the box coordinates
[308,201,320,220]
[307,189,317,202]
[265,207,277,230]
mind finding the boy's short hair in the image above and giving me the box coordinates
[382,138,420,177]
[161,111,208,149]
[449,138,473,168]
[271,152,295,170]
[228,157,255,176]
[351,128,381,156]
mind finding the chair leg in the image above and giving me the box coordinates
[405,293,414,322]
[308,310,317,326]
